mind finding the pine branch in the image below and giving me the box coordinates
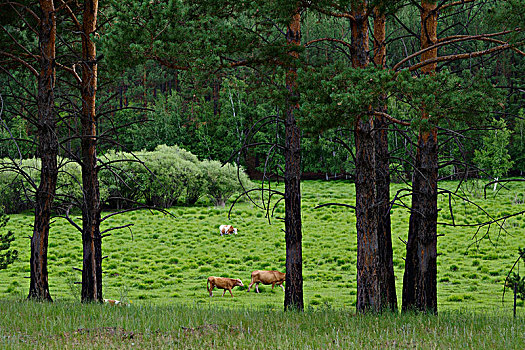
[301,1,356,21]
[305,38,353,51]
[407,43,520,72]
[56,0,81,30]
[60,206,83,234]
[0,25,39,63]
[394,29,522,71]
[150,55,189,71]
[2,2,40,31]
[373,111,410,126]
[0,51,38,77]
[439,0,478,12]
[55,62,82,83]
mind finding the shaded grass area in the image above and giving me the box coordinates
[0,301,523,349]
[0,180,524,312]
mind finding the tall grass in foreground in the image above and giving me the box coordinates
[0,300,523,349]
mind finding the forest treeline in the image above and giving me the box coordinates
[0,0,524,312]
[1,2,523,180]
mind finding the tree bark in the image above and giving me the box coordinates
[80,0,103,303]
[284,9,303,312]
[373,9,397,312]
[402,0,439,313]
[351,1,383,313]
[28,0,57,302]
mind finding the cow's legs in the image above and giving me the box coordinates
[222,289,226,297]
[209,286,214,297]
[228,289,234,297]
[279,284,285,292]
[248,282,254,292]
[255,283,260,293]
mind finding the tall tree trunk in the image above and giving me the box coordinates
[80,0,102,303]
[28,0,57,302]
[402,0,438,313]
[352,1,382,312]
[284,9,303,311]
[373,9,397,312]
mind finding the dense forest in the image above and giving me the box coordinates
[0,0,524,312]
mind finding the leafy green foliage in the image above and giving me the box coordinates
[0,146,253,212]
[0,114,34,159]
[491,0,525,39]
[0,158,40,213]
[103,0,190,70]
[200,160,252,206]
[140,145,205,207]
[0,212,17,270]
[299,65,396,132]
[509,109,525,174]
[474,118,514,180]
[99,145,253,208]
[299,66,500,135]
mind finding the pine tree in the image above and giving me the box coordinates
[29,0,59,302]
[79,0,103,303]
[284,6,304,311]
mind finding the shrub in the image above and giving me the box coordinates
[447,295,464,302]
[201,160,253,206]
[0,158,39,213]
[99,151,147,209]
[55,160,112,210]
[1,145,254,212]
[0,212,18,270]
[142,149,187,207]
[100,146,242,208]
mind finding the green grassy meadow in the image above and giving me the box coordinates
[1,180,524,313]
[1,301,523,349]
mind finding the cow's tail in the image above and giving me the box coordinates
[207,277,210,293]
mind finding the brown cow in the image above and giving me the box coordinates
[247,270,285,293]
[207,276,244,297]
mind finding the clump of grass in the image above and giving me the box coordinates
[447,295,464,302]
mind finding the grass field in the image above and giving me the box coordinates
[0,180,524,314]
[0,301,523,349]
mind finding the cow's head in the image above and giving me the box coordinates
[233,227,238,234]
[236,279,244,287]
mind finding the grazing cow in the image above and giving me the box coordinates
[207,276,244,297]
[219,225,238,236]
[247,270,286,293]
[103,299,126,306]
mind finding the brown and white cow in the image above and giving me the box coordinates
[103,298,130,306]
[219,225,238,236]
[207,276,244,297]
[247,270,285,293]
